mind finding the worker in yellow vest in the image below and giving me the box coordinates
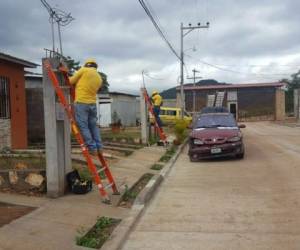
[151,90,163,128]
[69,58,103,156]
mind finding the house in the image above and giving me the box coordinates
[177,82,286,121]
[97,92,139,127]
[0,52,38,149]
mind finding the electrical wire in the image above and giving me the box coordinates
[138,0,180,60]
[185,54,291,77]
[143,72,166,81]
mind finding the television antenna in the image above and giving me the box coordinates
[41,0,74,55]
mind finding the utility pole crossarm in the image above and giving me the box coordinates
[180,22,210,118]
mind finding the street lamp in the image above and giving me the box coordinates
[180,22,209,118]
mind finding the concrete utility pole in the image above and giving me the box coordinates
[42,57,72,197]
[140,71,149,144]
[187,69,202,113]
[180,22,209,118]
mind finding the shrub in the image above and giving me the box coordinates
[173,119,188,144]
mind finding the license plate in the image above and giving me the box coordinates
[211,148,222,154]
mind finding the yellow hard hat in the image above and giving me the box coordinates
[84,58,97,65]
[152,90,158,96]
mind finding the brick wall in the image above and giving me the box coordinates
[0,119,11,149]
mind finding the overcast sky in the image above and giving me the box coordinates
[1,0,300,94]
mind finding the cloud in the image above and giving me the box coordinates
[1,0,300,94]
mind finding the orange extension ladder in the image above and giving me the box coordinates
[142,88,167,145]
[44,59,119,204]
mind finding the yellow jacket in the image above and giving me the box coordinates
[69,67,102,104]
[152,94,163,106]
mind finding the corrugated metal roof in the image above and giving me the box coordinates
[0,52,38,68]
[177,82,285,91]
[109,91,138,97]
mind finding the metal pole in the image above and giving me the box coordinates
[142,70,146,88]
[51,16,55,52]
[193,69,196,113]
[187,69,201,113]
[180,22,184,119]
[57,21,63,55]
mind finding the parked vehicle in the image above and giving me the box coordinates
[200,106,229,114]
[150,107,192,126]
[188,113,245,161]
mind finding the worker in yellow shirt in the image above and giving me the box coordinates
[151,90,163,128]
[69,58,103,156]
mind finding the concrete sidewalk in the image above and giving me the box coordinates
[0,145,165,250]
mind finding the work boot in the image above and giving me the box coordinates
[88,150,98,158]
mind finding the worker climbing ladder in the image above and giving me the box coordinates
[44,59,119,204]
[142,88,167,145]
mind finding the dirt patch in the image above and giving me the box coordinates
[76,217,121,249]
[0,202,36,227]
[118,173,154,208]
[0,156,45,170]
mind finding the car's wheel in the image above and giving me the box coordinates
[236,152,244,159]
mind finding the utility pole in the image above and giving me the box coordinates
[41,0,74,55]
[187,69,202,113]
[180,22,209,118]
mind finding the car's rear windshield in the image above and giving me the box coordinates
[195,114,237,128]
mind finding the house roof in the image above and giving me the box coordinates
[177,82,285,91]
[109,91,138,97]
[0,52,38,68]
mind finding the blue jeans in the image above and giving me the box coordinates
[74,103,102,151]
[153,106,163,128]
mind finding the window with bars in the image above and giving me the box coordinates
[0,76,10,119]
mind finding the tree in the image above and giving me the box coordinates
[64,56,81,74]
[98,72,109,94]
[281,70,300,113]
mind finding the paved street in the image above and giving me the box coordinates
[123,122,300,250]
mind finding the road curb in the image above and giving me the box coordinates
[101,139,188,250]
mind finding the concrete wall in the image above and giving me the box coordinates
[163,99,177,107]
[0,60,27,149]
[25,76,45,144]
[294,89,300,120]
[25,76,42,89]
[0,119,11,149]
[110,94,138,127]
[26,88,45,143]
[275,88,285,121]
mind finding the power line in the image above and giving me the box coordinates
[185,54,291,77]
[138,0,180,60]
[143,72,166,81]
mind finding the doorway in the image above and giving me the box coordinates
[228,102,238,120]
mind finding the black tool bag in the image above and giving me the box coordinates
[66,170,93,194]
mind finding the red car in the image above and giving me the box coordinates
[188,113,245,161]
